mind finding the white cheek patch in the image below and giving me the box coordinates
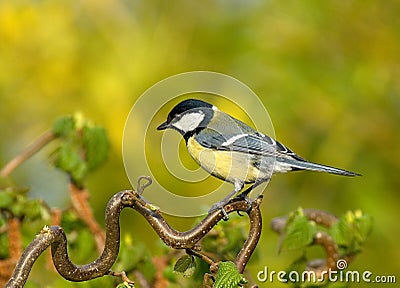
[172,112,205,133]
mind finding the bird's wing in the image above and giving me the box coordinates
[194,127,359,176]
[195,129,304,160]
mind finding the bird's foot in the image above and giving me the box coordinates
[235,192,253,204]
[232,193,253,216]
[209,201,230,221]
[209,195,254,220]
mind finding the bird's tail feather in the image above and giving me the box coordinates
[286,159,361,176]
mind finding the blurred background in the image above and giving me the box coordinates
[0,0,399,287]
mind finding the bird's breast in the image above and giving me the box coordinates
[186,136,269,184]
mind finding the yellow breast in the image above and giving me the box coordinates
[187,136,262,184]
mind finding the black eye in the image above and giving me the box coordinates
[167,113,176,123]
[169,113,181,123]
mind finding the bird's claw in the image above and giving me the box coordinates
[234,193,253,206]
[209,203,230,221]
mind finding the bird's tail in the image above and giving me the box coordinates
[283,158,361,176]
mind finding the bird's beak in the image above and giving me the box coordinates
[157,121,169,130]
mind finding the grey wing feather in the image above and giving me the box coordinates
[195,129,300,159]
[195,128,359,176]
[220,133,276,156]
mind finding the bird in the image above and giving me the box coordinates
[157,99,360,218]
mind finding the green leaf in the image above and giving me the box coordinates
[214,261,247,288]
[280,208,317,252]
[51,143,87,185]
[61,210,87,231]
[0,189,48,220]
[50,114,109,185]
[116,282,134,288]
[330,216,352,247]
[330,210,373,254]
[353,210,373,243]
[0,190,15,208]
[9,195,27,217]
[52,115,76,138]
[192,257,213,282]
[174,254,196,277]
[23,199,46,220]
[82,125,109,171]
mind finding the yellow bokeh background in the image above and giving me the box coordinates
[1,1,399,287]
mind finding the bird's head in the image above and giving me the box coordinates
[157,99,215,135]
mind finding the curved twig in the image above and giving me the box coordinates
[6,183,263,287]
[0,130,56,178]
[201,196,263,286]
[6,190,135,287]
[136,197,251,249]
[235,196,262,273]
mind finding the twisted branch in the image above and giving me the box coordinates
[6,190,132,287]
[6,179,263,287]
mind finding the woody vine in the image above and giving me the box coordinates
[0,114,372,287]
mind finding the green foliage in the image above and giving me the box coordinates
[113,235,156,284]
[201,215,251,260]
[214,261,247,288]
[0,188,49,221]
[52,143,88,185]
[58,210,97,263]
[278,208,372,257]
[60,209,88,231]
[0,187,50,259]
[0,113,110,283]
[52,115,76,138]
[82,125,109,171]
[191,256,211,283]
[116,282,134,288]
[166,215,259,286]
[280,208,317,253]
[50,114,109,186]
[0,189,14,208]
[173,254,196,277]
[276,208,373,287]
[330,210,373,255]
[2,1,394,284]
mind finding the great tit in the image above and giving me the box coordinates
[157,99,359,217]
